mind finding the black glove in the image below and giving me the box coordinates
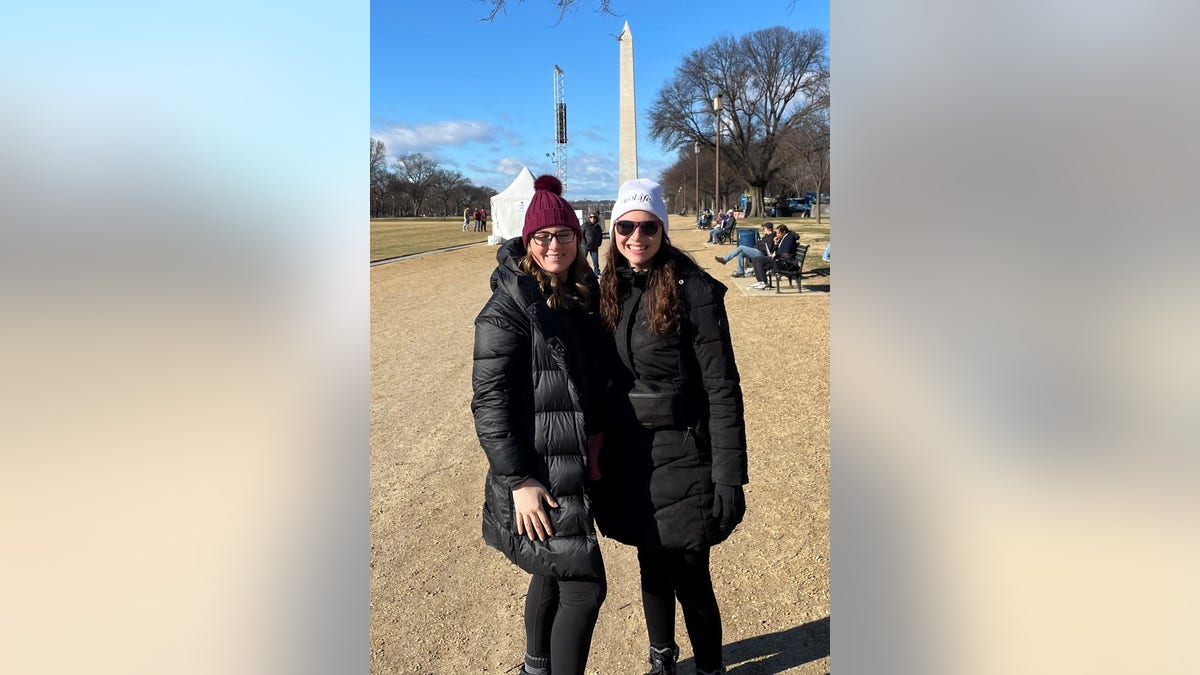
[711,483,746,532]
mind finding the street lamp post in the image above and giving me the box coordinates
[694,140,700,215]
[712,92,723,213]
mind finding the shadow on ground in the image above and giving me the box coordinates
[676,616,830,674]
[765,270,830,295]
[801,268,831,293]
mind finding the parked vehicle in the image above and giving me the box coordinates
[787,197,814,217]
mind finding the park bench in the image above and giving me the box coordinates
[769,243,811,294]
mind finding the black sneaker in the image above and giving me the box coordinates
[646,644,679,675]
[731,272,746,278]
[714,256,727,265]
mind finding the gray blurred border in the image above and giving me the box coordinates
[0,4,368,674]
[835,1,1200,673]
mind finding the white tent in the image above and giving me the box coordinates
[488,166,536,244]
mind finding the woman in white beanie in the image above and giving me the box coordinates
[593,178,748,675]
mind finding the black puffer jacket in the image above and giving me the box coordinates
[584,218,604,252]
[595,250,748,550]
[472,238,606,578]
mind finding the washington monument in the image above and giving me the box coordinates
[617,21,637,185]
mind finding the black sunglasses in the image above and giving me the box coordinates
[613,219,661,236]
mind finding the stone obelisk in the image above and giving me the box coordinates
[618,21,638,185]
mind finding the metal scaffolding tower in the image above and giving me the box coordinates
[553,65,568,192]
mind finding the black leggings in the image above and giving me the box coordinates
[637,547,724,671]
[524,573,607,675]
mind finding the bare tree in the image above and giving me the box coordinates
[371,138,388,176]
[378,174,408,218]
[444,183,476,216]
[773,108,830,219]
[464,185,498,213]
[367,144,501,218]
[371,138,390,217]
[795,109,830,221]
[391,153,441,216]
[648,27,828,217]
[479,0,800,23]
[428,168,471,216]
[656,145,741,217]
[479,0,613,22]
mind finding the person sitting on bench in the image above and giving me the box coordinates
[714,222,777,278]
[748,224,797,290]
[707,210,736,244]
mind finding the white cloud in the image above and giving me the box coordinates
[559,152,619,199]
[371,120,498,157]
[493,157,528,177]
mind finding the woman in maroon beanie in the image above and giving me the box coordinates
[471,175,608,675]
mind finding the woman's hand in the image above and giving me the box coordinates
[513,479,559,541]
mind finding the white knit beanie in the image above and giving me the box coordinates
[610,178,669,235]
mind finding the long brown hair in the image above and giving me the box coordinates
[600,234,689,336]
[519,245,594,312]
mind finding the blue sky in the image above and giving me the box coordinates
[371,0,828,200]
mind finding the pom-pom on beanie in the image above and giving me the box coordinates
[522,175,581,245]
[610,178,669,235]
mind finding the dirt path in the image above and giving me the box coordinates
[371,226,829,673]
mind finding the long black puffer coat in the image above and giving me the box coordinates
[595,250,748,550]
[472,238,606,578]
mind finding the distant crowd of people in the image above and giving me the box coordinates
[704,209,739,244]
[464,207,488,232]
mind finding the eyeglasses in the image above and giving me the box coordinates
[613,219,661,237]
[529,230,577,246]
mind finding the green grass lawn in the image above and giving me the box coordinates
[371,218,490,261]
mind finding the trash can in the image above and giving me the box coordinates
[737,228,757,248]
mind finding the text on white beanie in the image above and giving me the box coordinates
[610,178,669,235]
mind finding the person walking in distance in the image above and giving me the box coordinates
[595,178,748,675]
[583,213,604,276]
[472,175,608,675]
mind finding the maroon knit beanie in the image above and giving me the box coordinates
[522,175,582,246]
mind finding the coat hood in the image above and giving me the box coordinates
[489,237,538,302]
